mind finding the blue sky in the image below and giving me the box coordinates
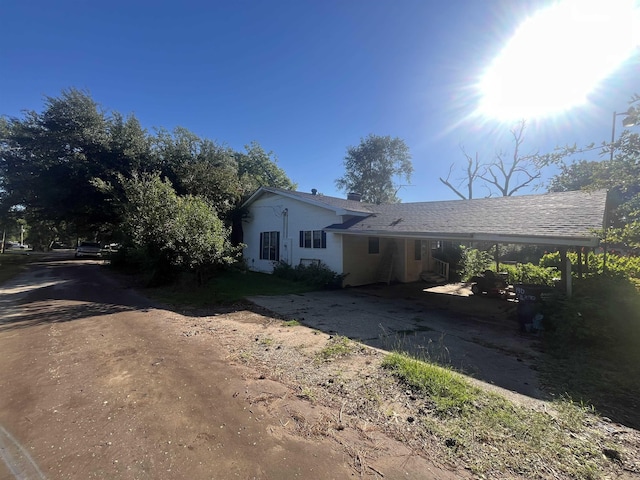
[1,0,638,202]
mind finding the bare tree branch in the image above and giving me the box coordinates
[439,146,482,199]
[439,163,467,200]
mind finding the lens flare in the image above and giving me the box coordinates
[478,0,640,120]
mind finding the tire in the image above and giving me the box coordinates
[471,284,481,295]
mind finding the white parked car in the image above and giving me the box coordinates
[75,241,102,258]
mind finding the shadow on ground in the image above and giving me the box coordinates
[0,253,156,332]
[249,282,546,400]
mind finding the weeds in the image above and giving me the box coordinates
[147,270,316,306]
[282,319,300,327]
[381,351,614,478]
[297,387,316,402]
[272,261,343,289]
[379,326,451,366]
[316,336,354,362]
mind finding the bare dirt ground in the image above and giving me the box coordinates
[1,254,639,479]
[0,256,463,479]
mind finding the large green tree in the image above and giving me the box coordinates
[335,134,412,204]
[119,172,238,284]
[151,127,241,215]
[236,141,296,194]
[0,88,152,246]
[1,88,297,254]
[549,98,640,249]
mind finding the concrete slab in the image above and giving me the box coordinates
[248,287,545,399]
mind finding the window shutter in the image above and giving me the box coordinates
[321,231,326,248]
[259,233,263,259]
[299,230,304,248]
[275,232,280,261]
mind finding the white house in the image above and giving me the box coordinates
[240,187,608,287]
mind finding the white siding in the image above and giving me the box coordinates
[242,191,439,287]
[242,192,344,275]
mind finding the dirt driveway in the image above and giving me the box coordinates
[0,254,463,480]
[249,283,543,399]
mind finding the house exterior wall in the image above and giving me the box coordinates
[405,239,426,282]
[242,193,344,274]
[341,235,379,286]
[391,238,406,282]
[341,236,409,286]
[243,191,440,287]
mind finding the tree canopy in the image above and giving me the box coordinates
[0,88,295,250]
[335,134,412,204]
[119,172,238,284]
[549,98,640,250]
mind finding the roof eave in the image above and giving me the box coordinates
[324,229,600,247]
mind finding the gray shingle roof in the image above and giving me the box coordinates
[327,190,608,246]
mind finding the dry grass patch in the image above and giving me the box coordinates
[382,352,632,479]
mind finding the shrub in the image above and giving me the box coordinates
[460,247,493,281]
[272,261,343,289]
[499,263,557,286]
[540,251,640,280]
[118,172,239,285]
[459,247,556,285]
[543,276,640,351]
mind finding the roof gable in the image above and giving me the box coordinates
[241,186,375,216]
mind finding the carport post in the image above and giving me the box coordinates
[577,248,583,279]
[565,256,572,297]
[559,249,572,297]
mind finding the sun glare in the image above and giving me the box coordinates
[478,0,640,121]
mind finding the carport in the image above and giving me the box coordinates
[325,189,609,294]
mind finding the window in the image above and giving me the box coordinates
[299,230,326,249]
[260,231,279,261]
[313,231,322,248]
[415,239,422,260]
[368,237,379,254]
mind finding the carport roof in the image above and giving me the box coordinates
[324,189,608,247]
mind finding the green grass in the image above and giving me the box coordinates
[316,335,354,361]
[382,352,479,415]
[282,319,301,327]
[382,351,611,479]
[0,252,35,284]
[149,270,318,306]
